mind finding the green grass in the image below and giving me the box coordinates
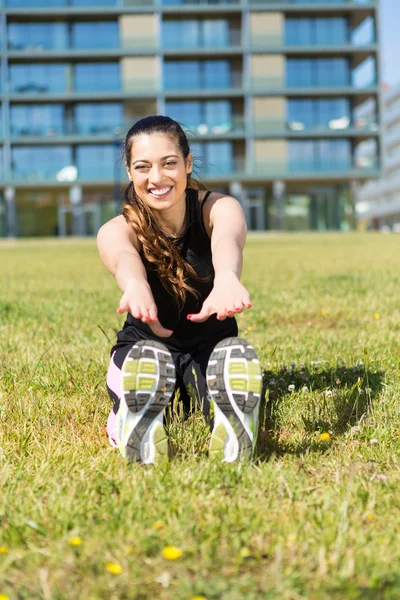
[1,233,400,600]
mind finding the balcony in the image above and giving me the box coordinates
[251,117,379,137]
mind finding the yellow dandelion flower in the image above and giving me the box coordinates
[247,326,253,332]
[152,520,164,531]
[105,562,123,574]
[161,546,183,560]
[374,313,380,319]
[190,596,208,600]
[41,339,46,344]
[240,547,252,558]
[69,537,82,547]
[0,547,8,555]
[320,432,331,441]
[0,594,10,600]
[367,513,374,520]
[320,310,329,317]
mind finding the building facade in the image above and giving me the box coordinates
[0,0,381,237]
[356,82,400,230]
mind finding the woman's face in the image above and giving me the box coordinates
[126,133,192,212]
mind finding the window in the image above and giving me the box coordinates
[166,100,233,133]
[289,139,351,172]
[287,59,349,87]
[162,19,230,48]
[10,104,65,136]
[190,141,234,175]
[9,64,68,93]
[74,63,120,92]
[74,103,123,135]
[8,22,68,50]
[164,60,232,90]
[11,146,72,180]
[76,144,116,180]
[72,22,119,49]
[285,18,348,46]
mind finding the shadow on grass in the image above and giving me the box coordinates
[256,361,385,460]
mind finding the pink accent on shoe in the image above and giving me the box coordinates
[106,408,118,448]
[106,351,121,398]
[106,352,120,448]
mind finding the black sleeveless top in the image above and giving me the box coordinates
[113,188,238,353]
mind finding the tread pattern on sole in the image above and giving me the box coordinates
[121,340,176,463]
[207,337,262,460]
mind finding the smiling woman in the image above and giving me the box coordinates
[96,115,262,465]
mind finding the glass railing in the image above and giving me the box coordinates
[184,117,245,135]
[253,159,378,176]
[252,118,379,134]
[10,125,66,137]
[9,81,68,94]
[248,0,375,4]
[77,165,120,180]
[164,73,242,92]
[162,30,241,49]
[4,0,375,5]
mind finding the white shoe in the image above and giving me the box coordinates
[206,337,262,462]
[116,340,176,464]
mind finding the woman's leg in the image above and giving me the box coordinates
[206,337,263,462]
[105,341,176,463]
[181,342,216,424]
[106,346,132,446]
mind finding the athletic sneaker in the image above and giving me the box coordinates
[116,340,176,464]
[206,337,262,462]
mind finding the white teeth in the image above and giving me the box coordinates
[149,187,172,196]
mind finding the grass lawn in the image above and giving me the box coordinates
[1,233,400,600]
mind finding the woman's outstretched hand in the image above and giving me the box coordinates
[117,279,173,338]
[188,271,252,323]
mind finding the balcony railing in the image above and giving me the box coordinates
[252,117,379,135]
[8,156,378,183]
[3,0,376,6]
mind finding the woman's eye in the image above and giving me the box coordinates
[165,162,177,167]
[135,165,147,170]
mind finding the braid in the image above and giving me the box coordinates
[122,182,205,304]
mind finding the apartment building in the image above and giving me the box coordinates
[356,82,400,230]
[0,0,381,236]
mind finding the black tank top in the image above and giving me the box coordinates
[114,188,238,352]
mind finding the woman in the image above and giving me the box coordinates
[97,115,262,464]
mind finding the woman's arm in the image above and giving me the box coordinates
[97,216,173,337]
[188,195,252,323]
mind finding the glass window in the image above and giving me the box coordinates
[166,100,232,133]
[10,104,65,136]
[285,17,348,46]
[203,20,229,47]
[71,22,119,49]
[204,60,230,88]
[287,59,349,87]
[164,61,201,90]
[8,22,68,50]
[74,103,123,134]
[162,21,199,49]
[11,146,72,180]
[162,19,229,48]
[74,63,120,92]
[191,141,233,175]
[9,64,68,93]
[76,144,116,180]
[289,139,351,172]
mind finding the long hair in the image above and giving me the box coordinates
[122,115,208,304]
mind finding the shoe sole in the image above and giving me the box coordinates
[206,337,262,462]
[120,340,176,464]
